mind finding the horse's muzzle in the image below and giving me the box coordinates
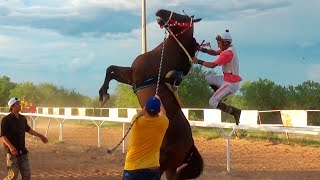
[157,18,165,27]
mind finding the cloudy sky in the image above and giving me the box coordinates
[0,0,319,97]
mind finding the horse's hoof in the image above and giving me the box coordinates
[100,94,110,107]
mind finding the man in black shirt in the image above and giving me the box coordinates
[1,97,48,180]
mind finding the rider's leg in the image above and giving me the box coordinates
[206,75,230,101]
[208,82,241,125]
[205,74,223,89]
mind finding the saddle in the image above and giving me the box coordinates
[132,70,184,107]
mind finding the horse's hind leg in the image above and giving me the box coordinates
[165,169,180,180]
[99,65,132,106]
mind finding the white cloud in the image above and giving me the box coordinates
[0,0,296,38]
[307,64,320,82]
[1,0,319,97]
[192,0,320,48]
[0,34,15,46]
[68,53,95,71]
[70,0,140,11]
[297,41,316,48]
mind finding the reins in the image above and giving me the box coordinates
[165,27,193,64]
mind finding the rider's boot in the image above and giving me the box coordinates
[217,102,241,125]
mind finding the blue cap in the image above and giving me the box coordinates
[146,96,161,115]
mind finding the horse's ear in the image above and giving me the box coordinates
[193,18,202,23]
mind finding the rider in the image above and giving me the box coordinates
[192,30,242,125]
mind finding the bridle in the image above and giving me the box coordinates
[158,11,194,64]
[160,11,194,37]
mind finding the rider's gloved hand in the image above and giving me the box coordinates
[197,60,204,65]
[198,47,208,53]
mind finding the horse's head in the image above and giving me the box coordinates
[156,9,202,36]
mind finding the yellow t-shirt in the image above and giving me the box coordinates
[124,114,169,170]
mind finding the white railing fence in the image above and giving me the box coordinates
[1,107,320,172]
[1,106,319,126]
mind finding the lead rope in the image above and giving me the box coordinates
[156,31,167,95]
[107,31,168,154]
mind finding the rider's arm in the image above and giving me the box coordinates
[194,50,233,69]
[192,57,218,69]
[201,61,219,68]
[199,48,222,56]
[206,49,221,56]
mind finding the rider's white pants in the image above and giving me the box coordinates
[205,75,240,108]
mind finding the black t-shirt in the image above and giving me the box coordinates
[1,113,31,155]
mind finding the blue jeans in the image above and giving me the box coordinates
[122,168,160,180]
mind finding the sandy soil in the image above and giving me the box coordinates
[0,121,320,180]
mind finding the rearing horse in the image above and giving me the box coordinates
[99,9,203,179]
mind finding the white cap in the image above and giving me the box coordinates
[8,97,20,107]
[217,29,232,42]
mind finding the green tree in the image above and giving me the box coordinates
[35,83,60,106]
[0,76,16,106]
[240,79,287,110]
[224,94,245,109]
[35,83,93,107]
[113,83,140,108]
[286,80,320,109]
[10,82,40,104]
[84,96,116,108]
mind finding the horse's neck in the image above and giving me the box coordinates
[148,30,194,75]
[170,30,193,42]
[154,29,193,50]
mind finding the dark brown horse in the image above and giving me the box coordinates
[99,9,203,179]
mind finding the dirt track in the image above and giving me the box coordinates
[0,123,320,179]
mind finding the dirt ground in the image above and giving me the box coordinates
[0,121,320,180]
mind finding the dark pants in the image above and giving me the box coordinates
[122,168,160,180]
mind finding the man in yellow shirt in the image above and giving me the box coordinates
[123,95,169,180]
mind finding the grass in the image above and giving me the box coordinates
[49,140,66,145]
[73,121,124,128]
[192,127,224,140]
[32,118,125,129]
[191,127,320,147]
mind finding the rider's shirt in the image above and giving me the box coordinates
[124,114,169,170]
[214,46,242,83]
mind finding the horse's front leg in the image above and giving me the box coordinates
[99,65,133,106]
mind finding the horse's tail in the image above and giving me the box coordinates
[178,144,204,179]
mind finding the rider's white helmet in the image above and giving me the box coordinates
[216,29,232,43]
